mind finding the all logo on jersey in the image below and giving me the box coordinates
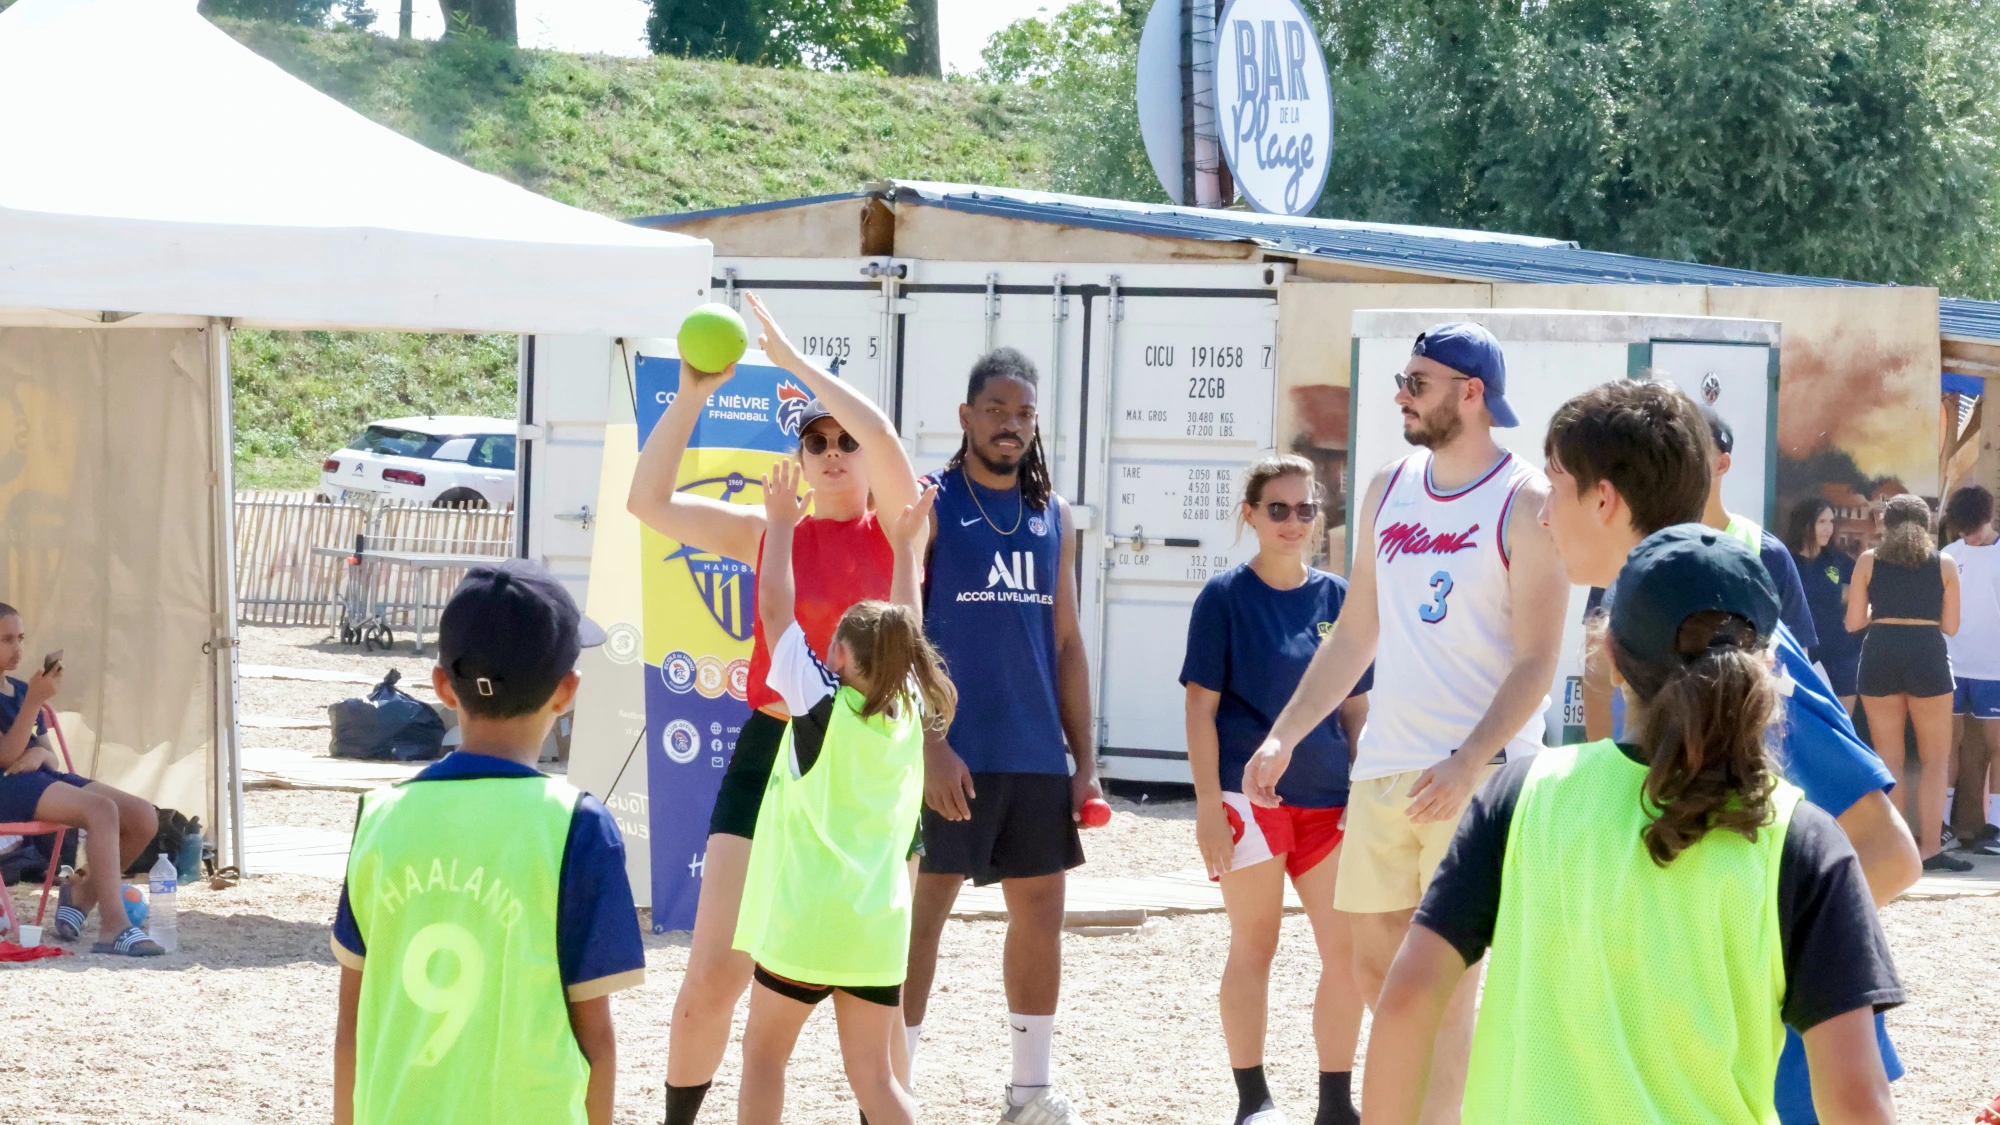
[1377,521,1481,564]
[956,550,1055,605]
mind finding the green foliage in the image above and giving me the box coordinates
[979,0,1160,202]
[198,0,338,26]
[230,331,520,489]
[213,20,1054,483]
[646,0,909,71]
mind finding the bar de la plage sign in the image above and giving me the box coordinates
[1217,0,1333,216]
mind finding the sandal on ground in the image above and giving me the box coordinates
[208,865,240,890]
[50,885,85,942]
[1922,852,1975,873]
[91,926,164,957]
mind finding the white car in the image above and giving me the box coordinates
[319,416,517,508]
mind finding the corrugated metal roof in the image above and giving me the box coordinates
[631,180,2000,342]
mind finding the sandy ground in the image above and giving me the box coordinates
[3,624,1996,1123]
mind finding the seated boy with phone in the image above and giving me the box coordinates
[0,603,164,955]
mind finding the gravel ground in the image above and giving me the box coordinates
[2,623,1992,1123]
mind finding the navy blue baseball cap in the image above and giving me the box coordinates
[1413,322,1518,428]
[439,559,605,710]
[1610,524,1778,669]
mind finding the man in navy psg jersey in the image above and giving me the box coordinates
[902,347,1100,1125]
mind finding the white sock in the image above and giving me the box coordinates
[1008,1012,1055,1100]
[904,1024,922,1088]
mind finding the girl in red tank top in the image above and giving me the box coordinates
[627,294,922,1117]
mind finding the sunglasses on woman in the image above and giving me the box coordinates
[1262,501,1320,523]
[801,430,860,456]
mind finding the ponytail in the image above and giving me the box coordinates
[833,601,958,730]
[1604,610,1781,866]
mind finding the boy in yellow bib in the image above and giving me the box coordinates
[1361,527,1900,1125]
[332,560,642,1125]
[732,459,951,1125]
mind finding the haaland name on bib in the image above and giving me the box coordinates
[1217,0,1335,216]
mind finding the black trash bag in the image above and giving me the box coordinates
[122,807,196,877]
[328,669,447,762]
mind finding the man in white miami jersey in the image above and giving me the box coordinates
[1243,323,1568,1125]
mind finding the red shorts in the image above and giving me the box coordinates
[1216,792,1346,880]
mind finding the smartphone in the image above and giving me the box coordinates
[41,649,62,674]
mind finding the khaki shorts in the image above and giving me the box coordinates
[1333,766,1494,914]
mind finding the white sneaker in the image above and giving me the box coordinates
[1241,1109,1289,1125]
[998,1084,1085,1125]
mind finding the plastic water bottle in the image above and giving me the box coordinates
[148,851,178,952]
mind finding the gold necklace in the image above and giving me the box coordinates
[965,472,1025,535]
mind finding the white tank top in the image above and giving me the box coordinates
[1945,539,2000,679]
[1356,450,1548,780]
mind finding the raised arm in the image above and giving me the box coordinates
[1845,552,1875,634]
[883,482,938,616]
[626,362,766,565]
[744,292,920,518]
[1242,464,1391,806]
[756,458,809,642]
[1406,477,1566,824]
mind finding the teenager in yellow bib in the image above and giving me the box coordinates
[1361,526,1901,1125]
[332,560,643,1125]
[732,458,951,1125]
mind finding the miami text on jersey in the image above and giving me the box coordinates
[1377,521,1482,564]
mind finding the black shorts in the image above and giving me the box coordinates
[921,772,1083,886]
[753,964,901,1008]
[1857,624,1955,698]
[708,710,787,839]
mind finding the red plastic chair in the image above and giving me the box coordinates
[0,706,77,940]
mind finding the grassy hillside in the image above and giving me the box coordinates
[223,20,1056,487]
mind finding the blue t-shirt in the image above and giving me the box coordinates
[1793,548,1858,664]
[922,466,1069,775]
[1761,530,1819,652]
[331,751,646,1001]
[1767,623,1903,1122]
[0,676,47,742]
[1179,564,1373,808]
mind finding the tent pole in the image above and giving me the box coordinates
[206,320,248,876]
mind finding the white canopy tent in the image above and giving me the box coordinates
[0,0,711,869]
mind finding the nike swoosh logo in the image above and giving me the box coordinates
[960,517,984,526]
[1011,1023,1028,1033]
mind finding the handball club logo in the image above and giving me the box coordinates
[1028,514,1047,537]
[776,381,812,438]
[662,650,697,694]
[666,471,762,641]
[663,718,699,765]
[695,655,728,699]
[726,658,751,702]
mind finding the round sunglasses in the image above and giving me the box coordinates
[1260,501,1320,523]
[801,430,860,456]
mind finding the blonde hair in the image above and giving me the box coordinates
[832,601,957,729]
[1235,454,1325,544]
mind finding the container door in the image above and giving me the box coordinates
[712,257,905,414]
[1647,341,1774,524]
[522,334,619,603]
[1093,288,1282,783]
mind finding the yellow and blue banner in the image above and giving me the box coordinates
[636,352,810,930]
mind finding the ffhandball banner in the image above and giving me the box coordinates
[635,351,809,931]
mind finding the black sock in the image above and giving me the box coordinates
[664,1081,711,1125]
[1233,1065,1275,1123]
[1315,1071,1358,1125]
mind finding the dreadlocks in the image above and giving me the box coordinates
[946,347,1054,511]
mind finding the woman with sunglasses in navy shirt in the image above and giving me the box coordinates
[1181,454,1372,1125]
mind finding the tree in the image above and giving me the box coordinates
[890,0,941,78]
[439,0,515,44]
[980,0,1159,201]
[647,0,909,71]
[198,0,338,25]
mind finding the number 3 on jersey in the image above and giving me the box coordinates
[1418,570,1453,624]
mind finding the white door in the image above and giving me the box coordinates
[713,257,904,415]
[522,334,619,603]
[1093,282,1283,783]
[1649,341,1773,524]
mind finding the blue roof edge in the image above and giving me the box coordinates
[628,190,873,228]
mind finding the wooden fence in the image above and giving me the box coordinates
[233,490,515,626]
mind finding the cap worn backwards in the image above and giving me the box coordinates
[438,558,605,712]
[1610,524,1779,669]
[1412,322,1518,428]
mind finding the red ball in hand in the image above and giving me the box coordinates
[1080,798,1112,828]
